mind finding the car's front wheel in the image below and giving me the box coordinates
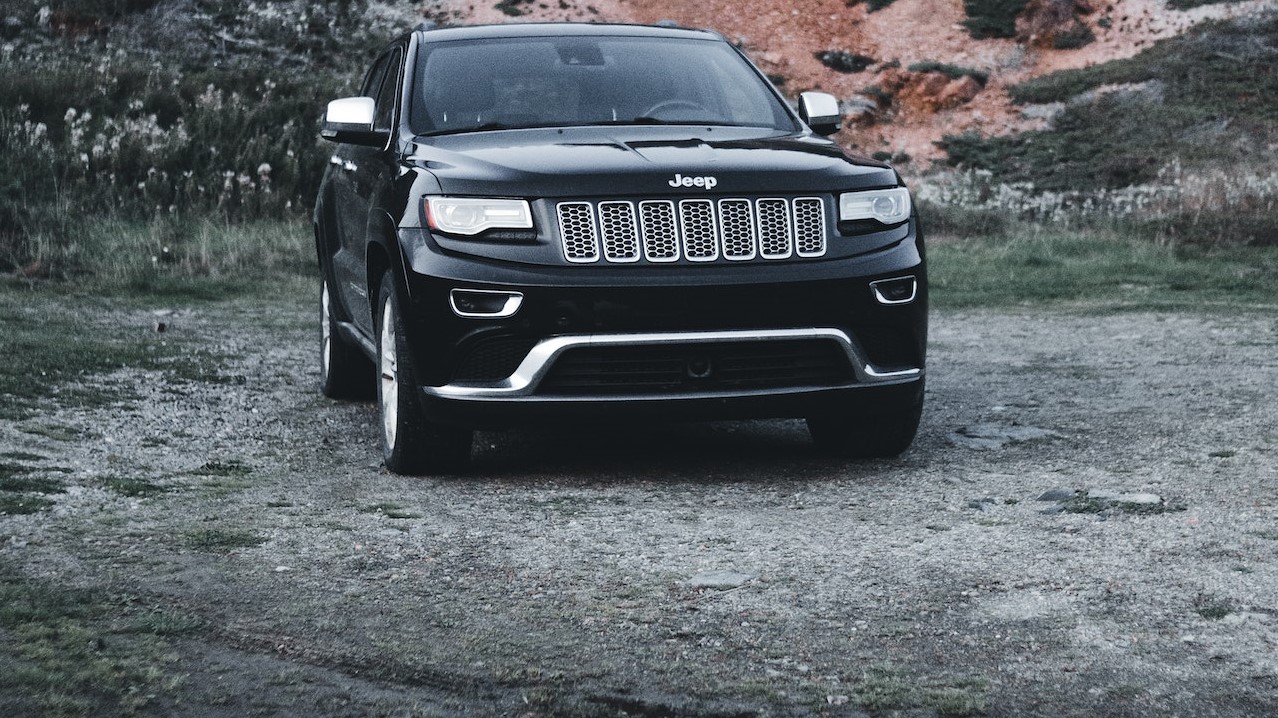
[320,278,373,400]
[806,387,923,459]
[376,271,472,475]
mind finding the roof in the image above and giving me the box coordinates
[413,22,724,44]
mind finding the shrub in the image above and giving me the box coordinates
[847,0,899,11]
[906,61,989,86]
[961,0,1031,39]
[815,51,877,73]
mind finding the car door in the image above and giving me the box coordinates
[344,47,404,336]
[331,52,393,330]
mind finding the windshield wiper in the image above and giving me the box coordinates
[585,117,741,127]
[421,122,517,137]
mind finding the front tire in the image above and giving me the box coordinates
[807,387,923,459]
[376,271,472,475]
[320,278,373,400]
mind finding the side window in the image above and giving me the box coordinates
[374,50,403,133]
[361,55,389,99]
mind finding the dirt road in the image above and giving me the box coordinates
[2,295,1276,717]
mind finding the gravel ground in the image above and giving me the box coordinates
[2,297,1276,717]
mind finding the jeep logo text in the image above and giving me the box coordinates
[668,173,718,190]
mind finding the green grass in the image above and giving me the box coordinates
[0,282,244,420]
[191,459,252,477]
[101,476,167,498]
[928,227,1278,309]
[850,663,987,716]
[0,561,183,717]
[962,0,1030,39]
[183,528,266,552]
[359,502,423,520]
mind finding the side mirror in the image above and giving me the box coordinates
[320,97,387,146]
[798,91,841,136]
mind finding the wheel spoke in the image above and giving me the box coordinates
[380,298,399,450]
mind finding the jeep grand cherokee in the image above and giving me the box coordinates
[314,22,927,474]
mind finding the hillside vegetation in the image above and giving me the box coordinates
[1,0,1275,282]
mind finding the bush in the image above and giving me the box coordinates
[916,200,1008,239]
[0,53,348,273]
[0,0,428,274]
[847,0,899,11]
[906,61,989,86]
[961,0,1031,39]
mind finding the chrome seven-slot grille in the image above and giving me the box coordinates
[557,197,827,264]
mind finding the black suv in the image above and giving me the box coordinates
[315,22,927,474]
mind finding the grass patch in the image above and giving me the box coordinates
[0,283,247,420]
[928,228,1278,309]
[0,494,56,515]
[0,472,66,496]
[1194,594,1236,620]
[961,0,1030,39]
[0,463,67,513]
[359,502,422,520]
[191,459,251,477]
[1,451,48,461]
[0,561,181,716]
[101,476,167,498]
[184,528,266,552]
[851,663,987,716]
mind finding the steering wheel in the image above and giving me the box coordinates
[641,99,709,119]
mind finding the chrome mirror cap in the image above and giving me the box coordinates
[798,91,841,136]
[321,97,385,146]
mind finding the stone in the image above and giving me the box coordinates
[935,75,983,110]
[1037,489,1076,502]
[814,50,876,74]
[949,424,1062,450]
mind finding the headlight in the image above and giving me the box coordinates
[425,197,533,236]
[839,187,912,225]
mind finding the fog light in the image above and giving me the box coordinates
[449,289,523,318]
[869,276,917,305]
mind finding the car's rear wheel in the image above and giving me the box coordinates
[320,278,373,399]
[806,388,923,459]
[376,271,472,475]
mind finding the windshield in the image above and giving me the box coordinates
[411,35,795,135]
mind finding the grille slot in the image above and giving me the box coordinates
[558,197,827,264]
[679,199,719,262]
[757,199,793,259]
[598,201,640,263]
[557,202,599,263]
[540,339,855,395]
[639,200,680,262]
[794,197,826,257]
[718,199,757,260]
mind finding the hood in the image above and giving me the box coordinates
[408,126,898,197]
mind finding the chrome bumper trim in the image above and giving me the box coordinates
[423,328,922,400]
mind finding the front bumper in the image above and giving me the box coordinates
[396,224,927,428]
